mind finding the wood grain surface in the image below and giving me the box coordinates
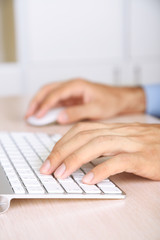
[0,96,160,240]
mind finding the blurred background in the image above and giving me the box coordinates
[0,0,160,96]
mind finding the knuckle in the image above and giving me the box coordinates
[93,135,107,144]
[94,135,114,144]
[74,132,83,142]
[39,83,54,94]
[51,148,62,160]
[41,99,53,109]
[71,78,86,85]
[102,163,109,173]
[75,130,91,140]
[39,84,49,92]
[123,154,138,171]
[77,78,86,85]
[40,103,50,110]
[120,154,130,165]
[74,122,87,131]
[80,130,92,137]
[69,152,79,163]
[95,163,110,178]
[147,145,159,159]
[65,108,74,118]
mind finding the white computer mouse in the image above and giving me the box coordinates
[27,107,65,126]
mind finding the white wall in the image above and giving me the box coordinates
[0,0,160,96]
[131,0,160,58]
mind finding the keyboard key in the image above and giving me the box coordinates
[81,163,93,173]
[97,180,115,188]
[23,179,41,186]
[40,177,58,184]
[12,185,26,194]
[3,168,15,174]
[36,134,55,152]
[44,183,64,193]
[16,169,33,175]
[38,174,55,180]
[58,177,74,183]
[76,179,101,194]
[0,132,124,198]
[9,178,23,186]
[72,169,85,180]
[0,156,10,163]
[31,164,42,169]
[51,134,62,142]
[61,182,83,193]
[6,172,19,180]
[2,164,14,171]
[99,186,122,194]
[20,174,36,180]
[26,186,45,194]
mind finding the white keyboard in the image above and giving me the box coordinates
[0,132,125,213]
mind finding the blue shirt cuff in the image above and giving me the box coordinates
[143,84,160,118]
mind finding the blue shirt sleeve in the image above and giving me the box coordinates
[143,84,160,118]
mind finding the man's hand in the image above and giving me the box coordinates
[25,79,146,124]
[40,122,160,184]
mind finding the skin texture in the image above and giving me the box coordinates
[26,78,160,183]
[25,78,146,124]
[40,122,160,183]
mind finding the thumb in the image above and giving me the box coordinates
[57,103,97,124]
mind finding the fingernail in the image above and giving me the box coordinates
[58,112,68,123]
[82,172,94,184]
[54,163,66,178]
[40,159,51,173]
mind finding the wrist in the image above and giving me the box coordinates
[120,86,146,114]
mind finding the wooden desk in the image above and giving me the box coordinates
[0,97,160,240]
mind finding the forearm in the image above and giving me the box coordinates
[119,84,160,118]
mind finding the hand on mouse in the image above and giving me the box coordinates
[40,122,160,183]
[25,79,146,124]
